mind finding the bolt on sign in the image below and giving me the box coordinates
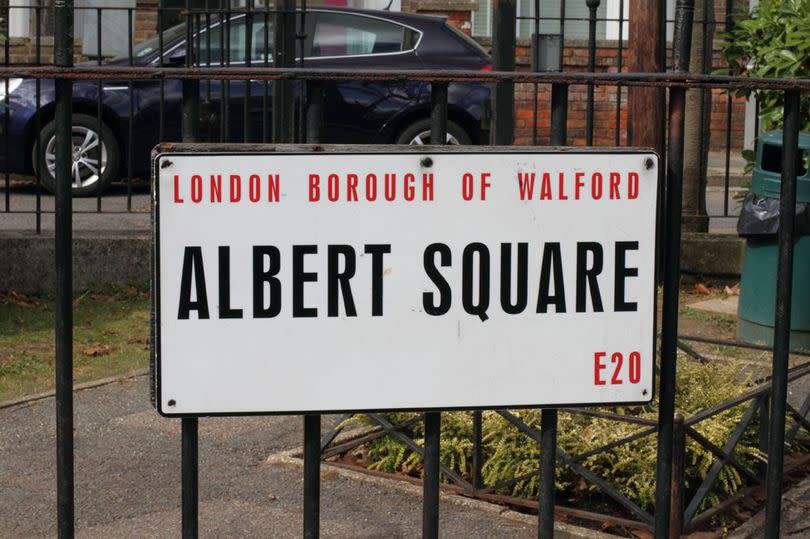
[152,145,659,416]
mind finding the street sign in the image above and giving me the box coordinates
[153,145,659,416]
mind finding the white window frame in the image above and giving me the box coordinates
[8,0,31,39]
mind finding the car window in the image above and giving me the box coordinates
[197,17,273,65]
[310,12,417,58]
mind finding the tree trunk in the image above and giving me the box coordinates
[627,0,664,153]
[682,0,715,233]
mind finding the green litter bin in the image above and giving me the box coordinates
[737,131,810,350]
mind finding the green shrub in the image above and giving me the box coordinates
[721,0,810,169]
[342,358,769,512]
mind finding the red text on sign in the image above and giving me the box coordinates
[594,351,642,385]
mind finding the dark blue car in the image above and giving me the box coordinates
[0,8,491,196]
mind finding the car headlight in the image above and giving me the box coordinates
[0,78,23,100]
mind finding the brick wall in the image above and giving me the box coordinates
[477,34,746,149]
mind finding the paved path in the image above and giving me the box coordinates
[1,375,599,539]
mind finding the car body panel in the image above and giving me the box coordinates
[1,8,491,181]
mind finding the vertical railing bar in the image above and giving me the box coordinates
[180,1,201,534]
[2,3,9,214]
[204,5,211,144]
[471,410,483,490]
[538,80,567,539]
[126,8,133,210]
[654,1,693,537]
[34,2,41,233]
[430,81,448,144]
[303,414,321,539]
[158,0,165,141]
[614,0,623,145]
[558,0,565,71]
[243,0,252,142]
[223,0,231,142]
[422,411,441,539]
[491,0,515,146]
[530,0,539,145]
[96,7,102,212]
[585,0,599,147]
[181,417,199,539]
[297,0,308,142]
[722,0,734,217]
[421,80,448,539]
[272,0,294,143]
[306,80,323,144]
[262,9,269,143]
[763,88,801,539]
[538,409,557,539]
[54,0,75,535]
[219,6,225,142]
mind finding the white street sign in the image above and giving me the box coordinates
[153,146,658,416]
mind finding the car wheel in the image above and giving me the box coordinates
[33,114,120,197]
[395,119,472,145]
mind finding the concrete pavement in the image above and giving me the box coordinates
[0,375,606,538]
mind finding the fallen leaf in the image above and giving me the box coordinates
[4,291,38,308]
[82,345,113,357]
[724,284,740,296]
[630,530,653,539]
[90,294,116,303]
[694,283,711,295]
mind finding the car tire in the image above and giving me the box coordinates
[33,114,120,197]
[395,118,472,145]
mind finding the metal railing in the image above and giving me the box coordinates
[1,0,751,231]
[1,0,808,538]
[315,340,810,533]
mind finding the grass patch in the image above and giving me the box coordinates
[0,287,150,402]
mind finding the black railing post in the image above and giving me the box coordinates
[431,82,448,144]
[423,81,448,539]
[472,411,483,490]
[181,418,199,539]
[764,88,801,539]
[306,81,324,144]
[180,11,200,534]
[585,0,599,146]
[54,0,74,536]
[491,0,516,145]
[273,0,296,143]
[538,409,557,539]
[654,1,693,537]
[303,414,321,539]
[423,411,441,539]
[538,81,568,539]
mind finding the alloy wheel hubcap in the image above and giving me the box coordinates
[45,126,107,188]
[409,130,461,145]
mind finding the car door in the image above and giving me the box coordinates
[194,15,274,143]
[303,11,427,144]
